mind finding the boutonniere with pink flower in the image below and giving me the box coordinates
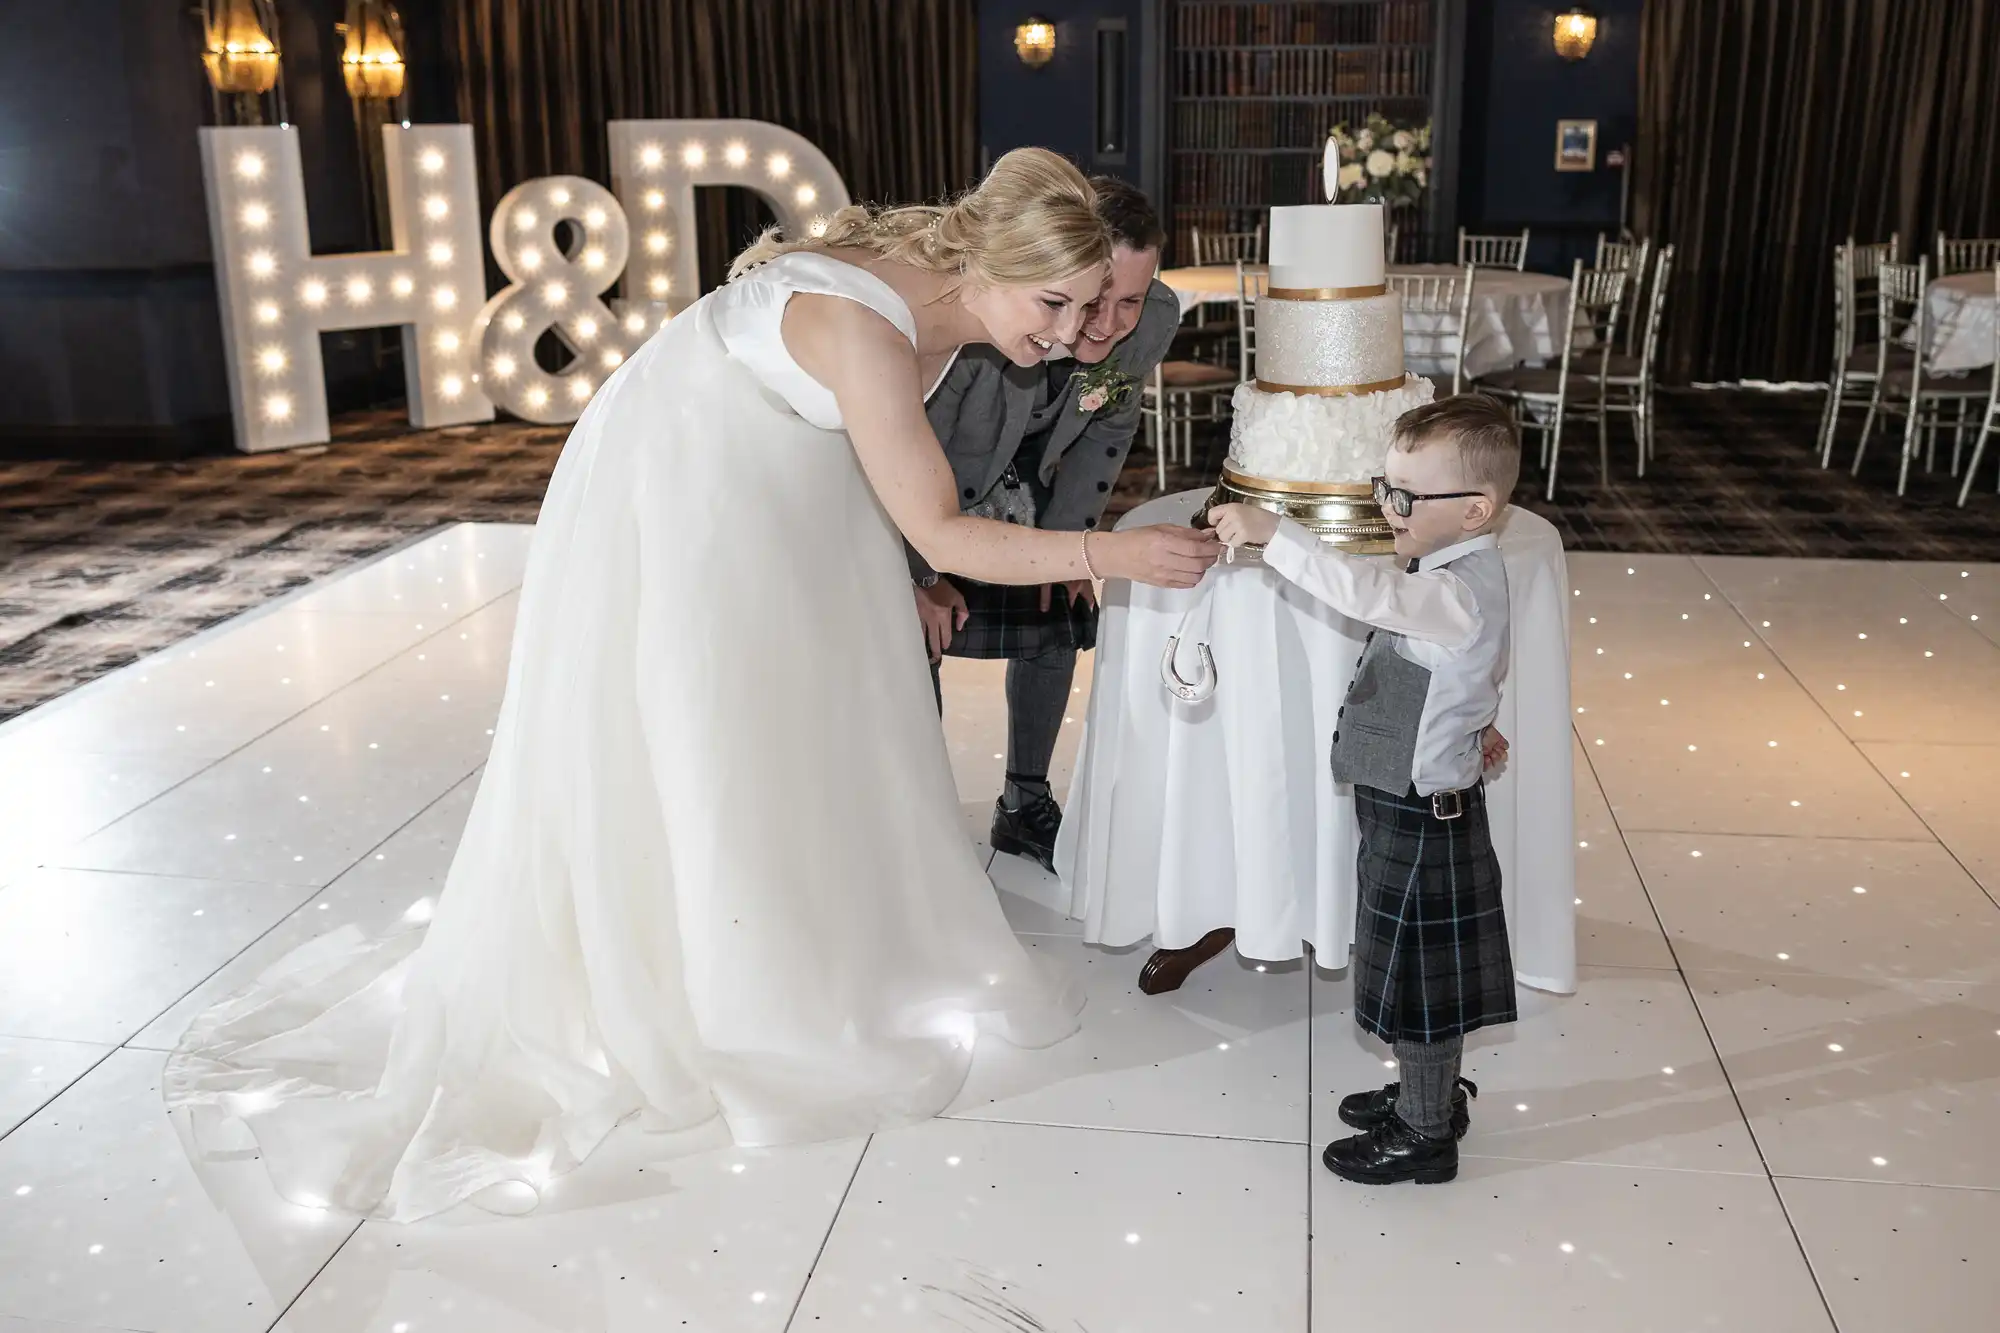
[1070,358,1138,415]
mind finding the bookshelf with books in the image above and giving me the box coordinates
[1170,0,1435,261]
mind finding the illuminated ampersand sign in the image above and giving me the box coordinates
[470,176,648,424]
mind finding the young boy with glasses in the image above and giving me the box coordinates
[1209,393,1522,1186]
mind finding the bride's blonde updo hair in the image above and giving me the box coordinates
[728,147,1111,291]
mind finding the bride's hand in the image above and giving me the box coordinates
[1089,525,1219,589]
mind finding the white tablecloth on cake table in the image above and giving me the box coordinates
[1927,271,1998,374]
[1054,490,1577,995]
[1157,263,1574,380]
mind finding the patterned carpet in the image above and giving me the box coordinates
[2,388,1996,722]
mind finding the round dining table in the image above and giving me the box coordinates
[1157,262,1574,379]
[1927,270,1998,373]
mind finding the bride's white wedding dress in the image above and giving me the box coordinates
[165,253,1084,1222]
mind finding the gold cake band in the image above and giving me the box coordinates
[1202,467,1395,555]
[1221,463,1374,496]
[1264,282,1388,300]
[1254,373,1409,397]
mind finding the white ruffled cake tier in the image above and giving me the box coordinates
[1225,374,1437,485]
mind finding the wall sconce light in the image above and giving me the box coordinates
[201,0,281,96]
[1554,7,1598,61]
[1015,17,1057,68]
[340,1,407,101]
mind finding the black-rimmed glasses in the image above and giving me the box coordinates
[1372,476,1484,519]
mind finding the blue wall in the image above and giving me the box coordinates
[1460,0,1643,273]
[977,1,1154,194]
[974,0,1644,275]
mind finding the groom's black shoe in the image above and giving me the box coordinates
[992,792,1062,874]
[1322,1116,1459,1185]
[1337,1077,1476,1141]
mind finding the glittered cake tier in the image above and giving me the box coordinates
[1253,291,1407,392]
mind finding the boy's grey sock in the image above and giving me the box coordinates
[1392,1035,1464,1140]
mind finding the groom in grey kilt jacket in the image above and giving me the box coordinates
[914,177,1179,872]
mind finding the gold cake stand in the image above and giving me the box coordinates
[1193,463,1395,556]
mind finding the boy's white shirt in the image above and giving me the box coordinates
[1261,517,1507,795]
[1261,517,1489,654]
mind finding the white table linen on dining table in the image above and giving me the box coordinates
[1390,263,1574,379]
[1053,490,1578,995]
[1926,271,1998,374]
[1158,263,1575,380]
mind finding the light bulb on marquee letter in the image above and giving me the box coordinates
[204,116,856,445]
[200,124,491,451]
[607,119,852,319]
[471,175,642,425]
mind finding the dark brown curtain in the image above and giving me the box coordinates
[1634,0,2000,384]
[436,0,978,292]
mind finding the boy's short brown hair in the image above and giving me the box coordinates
[1390,393,1522,500]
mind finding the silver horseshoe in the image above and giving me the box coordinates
[1161,634,1217,703]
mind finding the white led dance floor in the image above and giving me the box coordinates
[0,525,1996,1331]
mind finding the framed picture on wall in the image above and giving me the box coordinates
[1555,119,1598,172]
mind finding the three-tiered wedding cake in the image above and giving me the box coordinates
[1211,203,1431,549]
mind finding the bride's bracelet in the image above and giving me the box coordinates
[1080,530,1099,582]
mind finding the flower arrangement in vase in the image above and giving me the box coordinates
[1323,117,1432,208]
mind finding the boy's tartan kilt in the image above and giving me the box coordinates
[1349,782,1518,1044]
[941,577,1098,660]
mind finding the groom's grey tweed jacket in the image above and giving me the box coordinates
[909,278,1181,584]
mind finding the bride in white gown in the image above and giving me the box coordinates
[164,149,1217,1222]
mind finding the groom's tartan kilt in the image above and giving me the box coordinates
[1349,782,1518,1044]
[942,577,1099,660]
